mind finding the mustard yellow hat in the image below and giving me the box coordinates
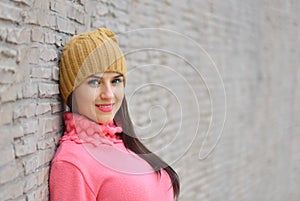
[59,28,126,105]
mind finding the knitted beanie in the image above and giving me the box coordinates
[59,28,126,105]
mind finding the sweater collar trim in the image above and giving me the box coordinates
[60,112,123,145]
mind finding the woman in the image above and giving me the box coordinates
[49,28,180,200]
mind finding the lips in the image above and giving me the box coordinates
[96,103,114,112]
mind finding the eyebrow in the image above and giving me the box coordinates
[88,74,123,79]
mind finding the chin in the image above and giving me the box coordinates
[96,117,113,124]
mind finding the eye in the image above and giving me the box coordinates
[112,78,123,84]
[87,79,101,86]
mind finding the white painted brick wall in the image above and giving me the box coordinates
[0,0,299,200]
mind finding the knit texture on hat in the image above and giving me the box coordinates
[59,28,126,104]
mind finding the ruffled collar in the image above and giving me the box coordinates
[60,112,123,145]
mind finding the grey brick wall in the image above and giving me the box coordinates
[0,0,299,200]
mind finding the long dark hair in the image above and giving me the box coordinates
[114,97,180,199]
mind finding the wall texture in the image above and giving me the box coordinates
[0,0,299,200]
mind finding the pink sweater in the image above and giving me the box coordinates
[49,114,174,200]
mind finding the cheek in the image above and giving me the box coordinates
[74,88,97,111]
[115,87,125,102]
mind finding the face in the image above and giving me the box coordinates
[72,72,125,124]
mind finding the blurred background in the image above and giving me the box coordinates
[0,0,299,200]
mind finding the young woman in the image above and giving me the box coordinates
[49,28,180,200]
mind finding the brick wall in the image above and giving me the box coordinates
[0,0,299,200]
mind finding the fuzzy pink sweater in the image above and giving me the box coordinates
[49,113,174,201]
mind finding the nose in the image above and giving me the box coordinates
[100,84,114,100]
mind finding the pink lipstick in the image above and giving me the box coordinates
[96,103,114,112]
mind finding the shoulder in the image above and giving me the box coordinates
[51,141,115,175]
[51,141,103,175]
[52,141,87,164]
[51,141,107,191]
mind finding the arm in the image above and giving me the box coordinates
[49,161,95,201]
